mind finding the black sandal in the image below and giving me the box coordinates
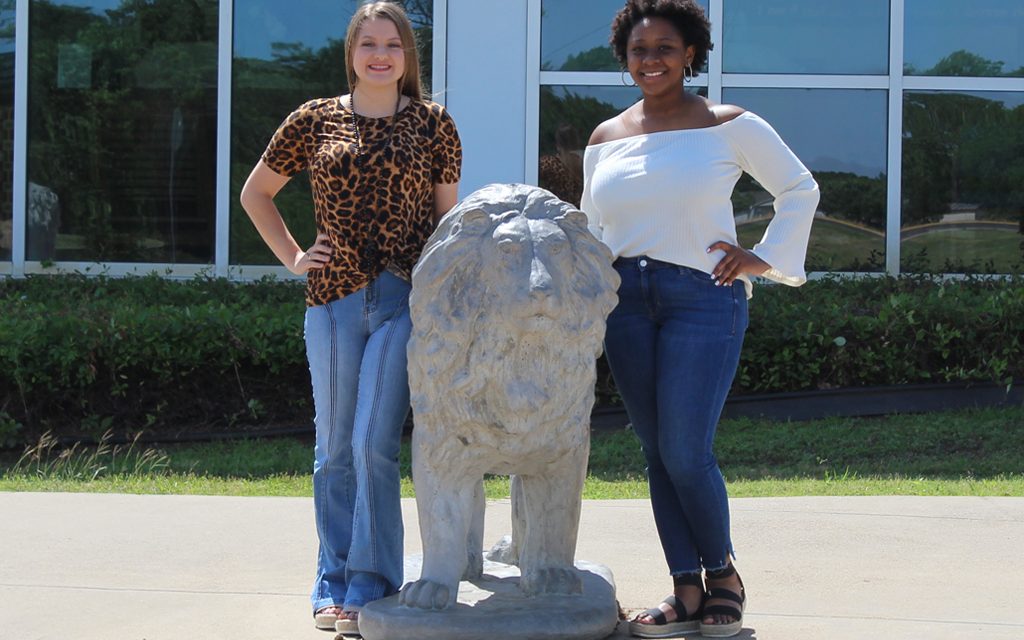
[700,564,746,638]
[628,573,704,638]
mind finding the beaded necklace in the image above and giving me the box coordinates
[349,91,402,167]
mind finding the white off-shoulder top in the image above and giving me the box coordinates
[580,111,819,298]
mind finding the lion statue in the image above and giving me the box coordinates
[398,183,620,610]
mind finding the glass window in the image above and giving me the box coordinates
[901,91,1024,274]
[26,0,218,263]
[723,88,888,272]
[905,0,1024,77]
[538,85,707,208]
[541,0,709,72]
[0,0,13,262]
[231,0,433,265]
[723,0,889,75]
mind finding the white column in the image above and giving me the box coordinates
[886,0,904,276]
[432,0,447,105]
[708,0,723,103]
[214,0,233,277]
[444,0,530,196]
[11,0,28,276]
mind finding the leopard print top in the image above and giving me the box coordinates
[262,97,462,307]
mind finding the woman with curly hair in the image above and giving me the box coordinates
[240,2,461,635]
[581,1,818,637]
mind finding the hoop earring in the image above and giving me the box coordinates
[621,69,636,87]
[684,64,694,84]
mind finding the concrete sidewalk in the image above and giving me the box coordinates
[1,493,1022,640]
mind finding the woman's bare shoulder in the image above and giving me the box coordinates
[708,102,747,125]
[588,113,631,146]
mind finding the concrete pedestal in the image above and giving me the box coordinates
[359,556,619,640]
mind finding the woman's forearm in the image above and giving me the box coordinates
[240,191,304,271]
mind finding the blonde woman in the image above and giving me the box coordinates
[240,2,461,634]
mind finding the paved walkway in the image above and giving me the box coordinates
[1,493,1022,639]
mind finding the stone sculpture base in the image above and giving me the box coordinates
[358,555,619,640]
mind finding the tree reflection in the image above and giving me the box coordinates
[28,0,218,262]
[902,90,1024,273]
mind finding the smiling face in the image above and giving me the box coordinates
[349,17,406,89]
[626,16,695,96]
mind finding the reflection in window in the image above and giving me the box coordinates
[723,0,888,75]
[231,0,433,265]
[905,0,1024,77]
[724,88,888,272]
[902,91,1024,274]
[539,85,707,207]
[26,0,218,263]
[0,1,13,261]
[541,0,708,72]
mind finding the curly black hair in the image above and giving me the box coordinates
[610,0,713,77]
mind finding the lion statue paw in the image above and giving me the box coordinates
[399,578,454,611]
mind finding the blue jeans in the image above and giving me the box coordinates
[304,271,412,612]
[604,256,748,576]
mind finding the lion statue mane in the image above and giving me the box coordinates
[399,183,620,610]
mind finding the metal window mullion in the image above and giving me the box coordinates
[722,74,888,89]
[902,75,1024,92]
[227,263,302,281]
[707,0,723,103]
[23,261,212,279]
[11,0,29,276]
[539,70,709,88]
[525,0,541,185]
[432,0,447,105]
[886,0,905,276]
[214,0,233,278]
[539,71,620,86]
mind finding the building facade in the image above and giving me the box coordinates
[1,0,1022,279]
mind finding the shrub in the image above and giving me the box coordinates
[0,273,1021,445]
[735,275,1022,393]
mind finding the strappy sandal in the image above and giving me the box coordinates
[335,610,361,637]
[700,564,746,638]
[313,605,341,630]
[628,573,704,638]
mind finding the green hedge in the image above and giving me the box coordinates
[1,273,1021,446]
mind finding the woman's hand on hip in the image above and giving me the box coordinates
[291,233,333,275]
[707,241,769,287]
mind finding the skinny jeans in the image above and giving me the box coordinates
[603,256,748,575]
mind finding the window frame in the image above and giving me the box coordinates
[8,0,449,280]
[530,0,1024,277]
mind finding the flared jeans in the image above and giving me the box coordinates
[604,256,748,575]
[304,271,412,612]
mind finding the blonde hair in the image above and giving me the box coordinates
[344,2,424,100]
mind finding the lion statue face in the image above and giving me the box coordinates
[407,183,620,423]
[482,214,573,335]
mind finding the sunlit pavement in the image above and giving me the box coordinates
[1,493,1022,639]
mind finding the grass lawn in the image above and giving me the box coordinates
[901,227,1023,272]
[738,218,885,272]
[1,406,1022,498]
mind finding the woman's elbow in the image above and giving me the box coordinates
[240,179,269,213]
[801,175,821,210]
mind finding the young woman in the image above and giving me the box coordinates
[581,1,818,637]
[239,2,461,634]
